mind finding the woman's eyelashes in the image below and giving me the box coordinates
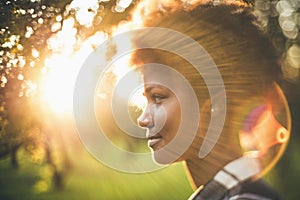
[151,94,166,104]
[143,92,166,104]
[143,86,170,104]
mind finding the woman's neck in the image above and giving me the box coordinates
[183,147,242,189]
[183,158,222,189]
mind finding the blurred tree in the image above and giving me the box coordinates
[0,0,74,188]
[0,0,137,189]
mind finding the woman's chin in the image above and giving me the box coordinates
[151,148,184,165]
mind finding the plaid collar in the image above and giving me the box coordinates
[189,156,261,200]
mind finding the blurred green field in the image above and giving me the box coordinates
[1,141,300,200]
[1,105,299,200]
[0,147,193,200]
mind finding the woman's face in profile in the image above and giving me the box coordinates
[137,65,182,164]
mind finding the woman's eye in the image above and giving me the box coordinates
[151,94,165,104]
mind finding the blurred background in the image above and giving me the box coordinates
[0,0,299,199]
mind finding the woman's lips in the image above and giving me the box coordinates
[147,134,163,147]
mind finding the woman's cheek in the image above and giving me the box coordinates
[151,104,167,134]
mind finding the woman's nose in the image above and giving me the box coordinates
[137,106,152,128]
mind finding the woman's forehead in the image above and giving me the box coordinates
[141,64,178,85]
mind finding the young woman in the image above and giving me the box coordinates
[131,1,291,199]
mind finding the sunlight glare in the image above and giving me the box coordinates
[69,0,99,27]
[41,16,108,113]
[129,87,147,110]
[111,55,145,110]
[42,55,75,113]
[41,0,147,113]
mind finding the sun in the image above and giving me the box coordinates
[39,16,104,113]
[40,55,76,113]
[39,5,145,114]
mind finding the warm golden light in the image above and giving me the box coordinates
[41,55,76,113]
[109,43,145,110]
[112,59,146,110]
[40,17,93,113]
[39,2,146,114]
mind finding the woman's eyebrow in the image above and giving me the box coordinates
[144,84,164,93]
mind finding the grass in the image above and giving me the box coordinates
[0,146,193,200]
[1,140,299,200]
